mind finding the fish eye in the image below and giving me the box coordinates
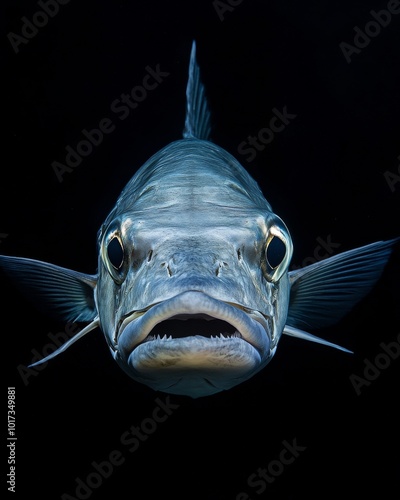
[263,221,293,283]
[107,236,124,270]
[266,236,286,269]
[100,225,128,284]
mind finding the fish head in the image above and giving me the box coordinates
[96,198,293,397]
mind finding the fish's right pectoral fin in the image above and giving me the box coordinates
[0,255,98,323]
[28,317,100,367]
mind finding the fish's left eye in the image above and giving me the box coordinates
[263,222,293,283]
[266,236,286,269]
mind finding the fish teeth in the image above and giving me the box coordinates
[217,331,242,339]
[146,332,241,342]
[214,333,236,340]
[153,334,172,341]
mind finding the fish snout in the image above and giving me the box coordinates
[157,250,232,279]
[138,247,258,308]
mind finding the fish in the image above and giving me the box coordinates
[0,41,398,398]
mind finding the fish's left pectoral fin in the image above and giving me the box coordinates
[287,238,399,331]
[283,325,353,353]
[0,255,98,323]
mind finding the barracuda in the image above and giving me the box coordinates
[0,42,398,398]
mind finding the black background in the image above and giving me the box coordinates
[2,1,399,499]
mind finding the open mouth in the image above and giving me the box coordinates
[144,315,241,342]
[116,291,270,363]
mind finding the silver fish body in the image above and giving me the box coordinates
[0,42,398,398]
[97,138,292,396]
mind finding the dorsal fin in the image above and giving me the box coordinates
[183,41,212,141]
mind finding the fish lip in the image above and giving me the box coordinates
[116,290,270,359]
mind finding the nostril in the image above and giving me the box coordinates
[161,262,173,277]
[215,261,228,276]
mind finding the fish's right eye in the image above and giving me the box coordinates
[101,226,128,284]
[107,236,124,270]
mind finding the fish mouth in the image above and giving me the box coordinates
[116,291,271,376]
